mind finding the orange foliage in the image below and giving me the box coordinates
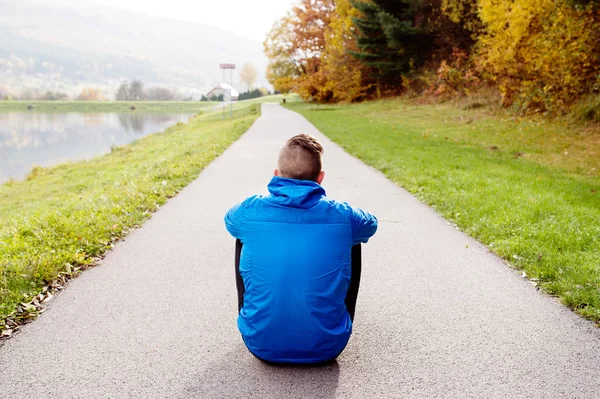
[320,0,371,102]
[77,87,105,101]
[264,0,335,100]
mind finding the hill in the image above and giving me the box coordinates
[0,0,268,99]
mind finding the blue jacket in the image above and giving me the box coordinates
[224,176,378,363]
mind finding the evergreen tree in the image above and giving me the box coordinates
[350,0,431,92]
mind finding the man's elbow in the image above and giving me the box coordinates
[224,214,240,239]
[354,219,378,244]
[368,219,378,237]
[363,222,378,242]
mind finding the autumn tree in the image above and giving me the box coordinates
[476,0,600,111]
[264,0,336,99]
[268,0,599,110]
[239,63,258,91]
[320,0,371,102]
[264,16,300,94]
[77,87,105,101]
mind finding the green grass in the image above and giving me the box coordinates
[233,93,301,108]
[288,99,600,323]
[0,104,260,322]
[198,98,268,121]
[200,94,301,120]
[0,101,218,113]
[0,95,300,113]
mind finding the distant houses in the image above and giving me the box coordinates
[206,83,239,101]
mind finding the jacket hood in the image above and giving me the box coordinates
[266,176,326,209]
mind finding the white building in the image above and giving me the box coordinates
[206,83,239,101]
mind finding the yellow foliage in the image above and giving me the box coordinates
[319,0,371,102]
[264,13,300,94]
[477,0,600,112]
[264,1,335,98]
[77,87,105,101]
[441,0,481,33]
[264,0,370,102]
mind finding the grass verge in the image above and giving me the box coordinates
[0,105,260,334]
[288,99,600,323]
[0,95,300,113]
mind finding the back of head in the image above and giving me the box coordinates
[278,134,324,182]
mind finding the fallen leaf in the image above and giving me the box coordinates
[21,303,36,311]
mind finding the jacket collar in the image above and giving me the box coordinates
[266,176,326,209]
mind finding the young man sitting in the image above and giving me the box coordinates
[224,134,378,364]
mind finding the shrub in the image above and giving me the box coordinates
[476,0,600,113]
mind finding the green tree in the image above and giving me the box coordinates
[40,91,69,101]
[115,81,129,101]
[350,0,430,94]
[129,80,145,101]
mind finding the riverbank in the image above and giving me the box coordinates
[0,95,300,113]
[288,99,600,323]
[0,105,260,335]
[0,101,218,113]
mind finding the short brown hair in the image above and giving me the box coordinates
[277,134,324,182]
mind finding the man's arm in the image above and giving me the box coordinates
[224,200,247,240]
[350,207,378,245]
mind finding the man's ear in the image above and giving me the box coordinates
[316,170,325,184]
[274,168,280,176]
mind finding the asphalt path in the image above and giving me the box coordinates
[1,104,599,398]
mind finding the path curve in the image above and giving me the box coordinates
[1,104,599,398]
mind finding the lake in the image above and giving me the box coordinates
[0,111,195,183]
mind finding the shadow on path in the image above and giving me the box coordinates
[184,345,340,399]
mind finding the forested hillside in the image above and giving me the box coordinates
[0,0,268,98]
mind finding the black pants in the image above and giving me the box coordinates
[234,239,362,321]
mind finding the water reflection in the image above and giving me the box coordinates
[118,112,149,133]
[0,112,194,183]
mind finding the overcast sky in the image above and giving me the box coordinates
[53,0,297,42]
